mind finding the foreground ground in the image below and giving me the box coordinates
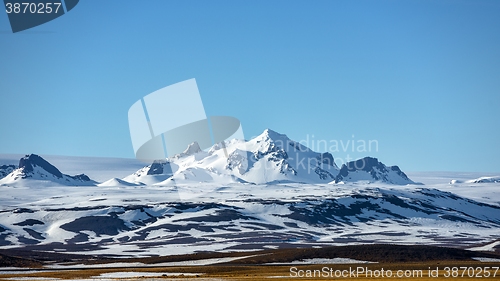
[1,244,500,280]
[1,260,499,280]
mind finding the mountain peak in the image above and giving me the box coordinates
[256,129,291,143]
[19,154,63,178]
[0,154,95,186]
[262,128,284,136]
[183,141,202,155]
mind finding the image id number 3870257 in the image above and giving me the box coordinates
[442,267,499,278]
[5,2,61,14]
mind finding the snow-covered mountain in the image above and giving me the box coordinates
[98,178,144,187]
[449,176,500,184]
[0,154,96,187]
[334,157,415,185]
[124,129,413,185]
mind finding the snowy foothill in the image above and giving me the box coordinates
[0,180,499,257]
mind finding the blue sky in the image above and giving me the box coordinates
[0,0,499,172]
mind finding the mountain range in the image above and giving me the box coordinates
[2,129,499,188]
[0,129,499,256]
[0,129,418,186]
[122,129,415,185]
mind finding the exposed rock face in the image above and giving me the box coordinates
[147,160,174,175]
[18,154,63,178]
[319,152,335,166]
[335,157,413,184]
[0,165,16,179]
[141,142,202,177]
[70,174,91,181]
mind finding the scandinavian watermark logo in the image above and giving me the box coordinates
[295,134,379,167]
[128,78,245,162]
[3,0,79,33]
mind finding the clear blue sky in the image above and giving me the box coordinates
[1,0,499,172]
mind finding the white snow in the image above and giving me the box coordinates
[469,241,500,252]
[98,178,141,187]
[0,179,498,257]
[0,165,95,187]
[465,176,500,184]
[472,257,500,262]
